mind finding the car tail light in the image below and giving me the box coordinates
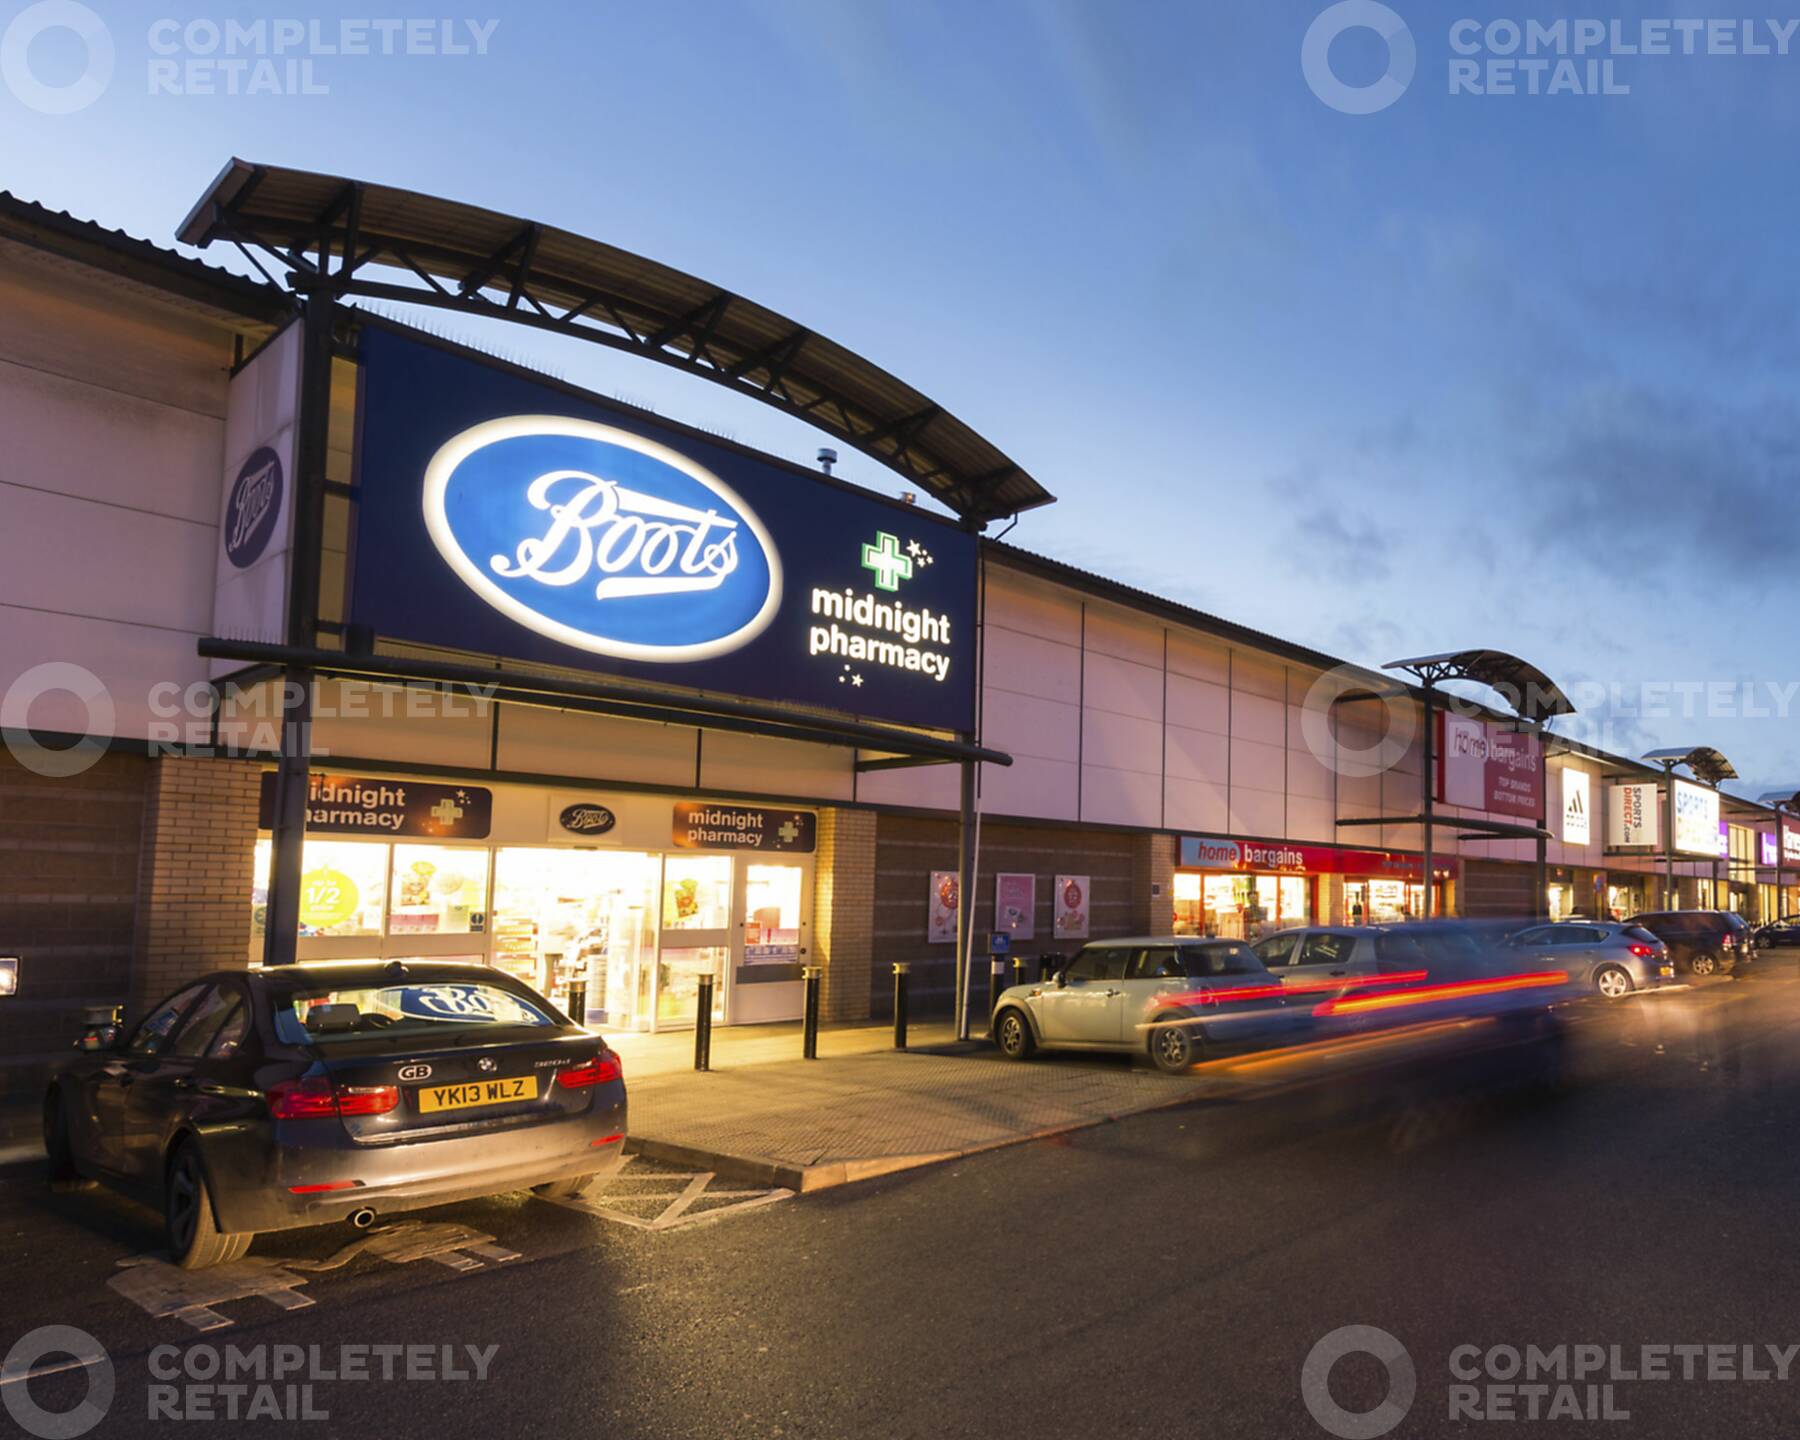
[288,1180,363,1194]
[1723,934,1737,948]
[557,1053,622,1089]
[1628,943,1660,958]
[269,1077,399,1119]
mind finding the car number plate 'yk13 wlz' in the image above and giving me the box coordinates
[416,1076,538,1113]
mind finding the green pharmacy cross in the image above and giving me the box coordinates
[860,532,914,592]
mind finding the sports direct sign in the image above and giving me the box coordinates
[1436,714,1545,820]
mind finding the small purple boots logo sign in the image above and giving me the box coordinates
[224,446,284,569]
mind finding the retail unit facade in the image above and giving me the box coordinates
[1,182,1794,1091]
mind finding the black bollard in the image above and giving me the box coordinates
[892,962,911,1049]
[694,973,714,1071]
[802,965,822,1059]
[1011,956,1028,991]
[565,979,587,1027]
[988,959,1006,1028]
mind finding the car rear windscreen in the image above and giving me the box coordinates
[273,980,559,1046]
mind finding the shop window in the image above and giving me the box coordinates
[743,863,803,963]
[664,855,732,931]
[389,845,490,937]
[657,946,726,1025]
[265,839,389,939]
[492,848,658,1027]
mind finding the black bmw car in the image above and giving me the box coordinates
[44,960,627,1268]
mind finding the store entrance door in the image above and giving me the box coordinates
[733,858,812,1023]
[657,854,733,1029]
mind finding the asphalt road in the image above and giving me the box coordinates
[4,961,1800,1440]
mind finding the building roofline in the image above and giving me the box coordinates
[0,190,291,329]
[982,540,1781,818]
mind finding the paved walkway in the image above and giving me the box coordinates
[614,1020,1212,1190]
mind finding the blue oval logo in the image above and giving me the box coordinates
[224,445,283,569]
[423,416,783,662]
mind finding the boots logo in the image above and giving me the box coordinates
[423,416,782,663]
[224,447,284,568]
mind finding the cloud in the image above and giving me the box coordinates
[1291,507,1394,581]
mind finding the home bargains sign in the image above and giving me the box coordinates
[1178,837,1443,879]
[1436,714,1545,820]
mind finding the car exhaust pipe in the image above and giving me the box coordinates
[348,1207,376,1230]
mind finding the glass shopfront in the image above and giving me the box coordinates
[1343,878,1427,926]
[251,795,814,1032]
[1173,871,1314,941]
[1173,837,1443,937]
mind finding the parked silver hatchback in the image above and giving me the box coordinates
[1500,921,1674,998]
[991,936,1299,1074]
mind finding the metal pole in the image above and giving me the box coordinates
[1535,835,1548,919]
[693,974,713,1071]
[1778,805,1788,920]
[1663,771,1676,909]
[801,965,822,1059]
[263,291,334,966]
[891,963,910,1050]
[954,759,976,1040]
[988,958,1005,1032]
[1421,686,1435,919]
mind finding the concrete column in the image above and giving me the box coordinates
[814,806,876,1023]
[131,757,262,1019]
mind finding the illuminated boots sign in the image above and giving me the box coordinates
[352,324,976,730]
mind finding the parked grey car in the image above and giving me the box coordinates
[991,937,1298,1074]
[1503,921,1673,997]
[1252,926,1433,989]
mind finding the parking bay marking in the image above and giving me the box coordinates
[106,1222,520,1331]
[549,1157,793,1231]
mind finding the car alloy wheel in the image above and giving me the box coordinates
[995,1009,1033,1060]
[1149,1018,1196,1074]
[1595,966,1632,999]
[1689,952,1717,977]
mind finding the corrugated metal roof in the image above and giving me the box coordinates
[177,159,1052,523]
[0,190,289,330]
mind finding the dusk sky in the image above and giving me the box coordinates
[6,0,1795,797]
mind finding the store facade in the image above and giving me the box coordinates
[6,178,1799,1094]
[248,775,816,1031]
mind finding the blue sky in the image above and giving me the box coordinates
[5,0,1796,798]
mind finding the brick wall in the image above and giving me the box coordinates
[130,757,262,1019]
[814,807,876,1023]
[1135,832,1175,937]
[0,748,148,1101]
[872,814,1149,1017]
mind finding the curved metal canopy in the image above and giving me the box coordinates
[177,159,1051,524]
[1643,746,1738,785]
[1758,788,1800,810]
[1382,648,1576,722]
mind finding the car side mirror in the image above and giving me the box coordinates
[77,1024,120,1052]
[1054,972,1067,989]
